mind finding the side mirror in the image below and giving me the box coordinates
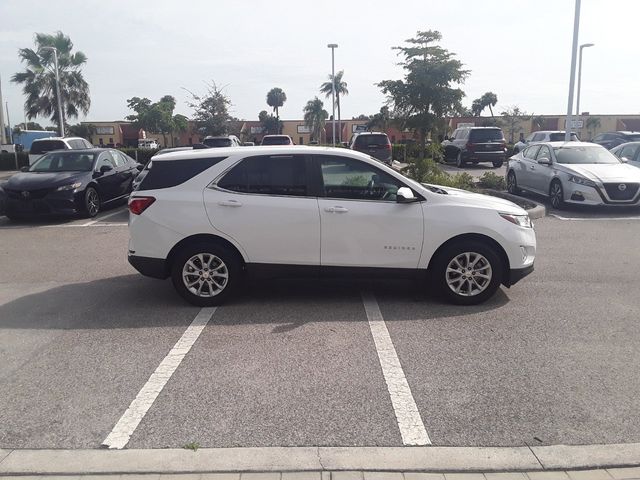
[397,187,418,203]
[20,166,29,172]
[100,164,114,174]
[620,157,629,163]
[136,163,145,171]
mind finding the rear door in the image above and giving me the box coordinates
[468,129,505,153]
[204,154,320,266]
[315,154,423,269]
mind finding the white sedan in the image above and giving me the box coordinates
[506,142,640,209]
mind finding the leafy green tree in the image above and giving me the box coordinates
[500,106,528,143]
[367,106,392,132]
[67,123,95,141]
[11,31,90,134]
[185,82,232,137]
[586,116,601,139]
[12,121,44,133]
[266,87,287,123]
[258,110,281,135]
[320,70,349,142]
[126,95,188,146]
[303,97,328,143]
[378,30,469,158]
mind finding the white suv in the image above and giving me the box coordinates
[128,147,536,306]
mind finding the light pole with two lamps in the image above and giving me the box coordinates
[576,42,594,117]
[39,46,65,137]
[327,43,338,147]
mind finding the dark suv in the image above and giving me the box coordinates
[591,131,640,150]
[443,127,507,168]
[349,132,392,165]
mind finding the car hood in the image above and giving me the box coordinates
[423,184,526,215]
[562,163,640,183]
[5,171,90,190]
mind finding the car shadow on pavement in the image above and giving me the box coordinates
[0,274,509,330]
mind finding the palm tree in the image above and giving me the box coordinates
[320,70,349,142]
[266,87,287,120]
[303,97,328,143]
[11,31,90,134]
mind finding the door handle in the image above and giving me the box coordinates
[325,206,348,213]
[530,165,535,170]
[218,200,242,207]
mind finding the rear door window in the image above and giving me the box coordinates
[217,155,308,196]
[30,140,67,155]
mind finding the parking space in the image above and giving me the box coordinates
[1,215,640,450]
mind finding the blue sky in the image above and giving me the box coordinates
[0,0,637,127]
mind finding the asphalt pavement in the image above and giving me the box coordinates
[1,205,639,451]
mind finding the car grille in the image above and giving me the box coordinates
[4,188,53,200]
[603,183,639,201]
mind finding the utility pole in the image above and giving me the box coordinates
[328,43,338,147]
[0,74,7,145]
[564,0,581,142]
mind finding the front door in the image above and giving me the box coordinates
[94,152,120,201]
[204,154,320,266]
[518,145,540,191]
[532,145,554,193]
[315,155,423,269]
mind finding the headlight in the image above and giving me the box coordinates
[56,182,82,191]
[499,212,532,228]
[568,175,596,187]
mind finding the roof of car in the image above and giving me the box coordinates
[355,131,387,135]
[457,126,502,130]
[616,131,640,135]
[542,141,601,147]
[150,145,374,162]
[262,134,291,138]
[32,136,87,142]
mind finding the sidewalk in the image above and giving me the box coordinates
[1,445,639,477]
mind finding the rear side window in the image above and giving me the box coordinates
[217,155,308,196]
[138,157,227,191]
[355,134,390,147]
[469,129,504,142]
[30,140,67,155]
[549,133,579,141]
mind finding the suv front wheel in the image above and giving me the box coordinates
[432,241,503,305]
[171,243,242,306]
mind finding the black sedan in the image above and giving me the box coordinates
[4,148,142,220]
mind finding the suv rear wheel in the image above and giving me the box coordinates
[432,241,503,305]
[171,243,242,306]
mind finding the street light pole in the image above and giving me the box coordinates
[564,0,581,142]
[0,74,6,145]
[576,42,594,117]
[327,43,338,147]
[41,46,65,137]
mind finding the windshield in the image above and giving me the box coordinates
[554,145,621,165]
[28,151,96,172]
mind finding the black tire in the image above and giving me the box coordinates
[84,187,100,217]
[493,160,504,168]
[549,179,564,209]
[431,240,503,306]
[507,171,520,194]
[456,151,466,168]
[171,242,242,306]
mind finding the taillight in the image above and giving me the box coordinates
[466,142,476,152]
[129,196,156,215]
[385,143,392,150]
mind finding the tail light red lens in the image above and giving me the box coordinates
[385,143,392,150]
[129,196,156,215]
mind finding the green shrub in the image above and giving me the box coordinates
[392,144,405,161]
[478,171,506,190]
[0,153,29,170]
[403,156,477,191]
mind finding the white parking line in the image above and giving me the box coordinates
[550,213,640,221]
[82,207,128,226]
[361,291,431,446]
[102,307,216,449]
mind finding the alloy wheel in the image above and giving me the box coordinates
[181,253,229,298]
[445,252,493,297]
[86,189,99,216]
[550,182,563,209]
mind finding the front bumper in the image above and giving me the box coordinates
[564,181,640,206]
[4,189,83,216]
[128,253,168,279]
[506,264,534,287]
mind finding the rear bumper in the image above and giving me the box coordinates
[128,253,168,279]
[506,263,534,287]
[463,151,506,163]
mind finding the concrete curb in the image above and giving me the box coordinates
[482,189,547,219]
[0,445,639,475]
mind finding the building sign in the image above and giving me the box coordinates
[352,124,368,133]
[250,126,265,134]
[95,126,115,135]
[297,125,311,134]
[566,119,584,129]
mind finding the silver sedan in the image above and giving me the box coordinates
[506,141,640,209]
